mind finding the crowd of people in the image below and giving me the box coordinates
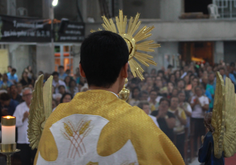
[126,61,236,161]
[0,60,235,164]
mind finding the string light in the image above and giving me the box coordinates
[52,0,58,7]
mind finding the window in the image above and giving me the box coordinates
[185,0,212,14]
[213,0,236,18]
[54,45,73,75]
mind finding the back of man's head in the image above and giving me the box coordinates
[0,93,11,101]
[230,62,235,67]
[52,71,59,76]
[11,68,16,73]
[80,31,129,88]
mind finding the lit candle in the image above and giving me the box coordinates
[1,116,16,144]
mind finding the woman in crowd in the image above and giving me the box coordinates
[189,77,200,100]
[52,99,58,109]
[60,93,73,103]
[178,91,192,134]
[69,79,79,96]
[64,76,71,91]
[26,66,34,79]
[129,87,140,106]
[169,74,176,85]
[20,71,32,87]
[171,88,179,97]
[184,75,192,91]
[190,86,209,155]
[174,70,181,81]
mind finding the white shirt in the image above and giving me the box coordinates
[149,115,159,128]
[52,80,67,94]
[183,102,192,128]
[13,102,30,144]
[53,93,62,100]
[191,95,209,118]
[147,96,163,103]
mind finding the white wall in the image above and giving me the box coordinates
[36,44,54,74]
[148,42,179,71]
[123,0,160,19]
[214,41,224,64]
[160,0,184,21]
[9,45,30,78]
[85,19,236,42]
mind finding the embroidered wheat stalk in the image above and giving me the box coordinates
[79,121,91,135]
[64,122,73,136]
[61,120,93,159]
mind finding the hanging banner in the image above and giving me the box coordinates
[54,19,85,42]
[0,15,51,42]
[0,15,85,43]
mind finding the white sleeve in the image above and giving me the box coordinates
[186,103,192,113]
[149,115,159,128]
[190,96,195,104]
[204,96,209,105]
[155,120,160,128]
[13,105,23,127]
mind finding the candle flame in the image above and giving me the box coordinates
[3,116,15,119]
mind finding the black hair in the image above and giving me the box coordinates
[12,68,16,72]
[60,93,73,103]
[138,101,149,109]
[150,90,158,95]
[218,67,225,71]
[79,81,84,86]
[178,90,185,96]
[131,87,140,99]
[58,65,64,69]
[157,70,164,74]
[230,62,235,67]
[66,69,71,73]
[10,84,16,90]
[159,98,170,106]
[153,86,160,92]
[167,64,173,69]
[140,90,149,96]
[52,71,59,76]
[0,93,11,101]
[80,31,129,88]
[69,79,77,88]
[58,85,65,89]
[131,77,140,84]
[177,79,186,86]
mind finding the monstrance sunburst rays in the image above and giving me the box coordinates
[91,10,160,80]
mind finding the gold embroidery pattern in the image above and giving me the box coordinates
[86,161,99,165]
[61,118,93,159]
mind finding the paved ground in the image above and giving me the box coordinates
[189,157,201,165]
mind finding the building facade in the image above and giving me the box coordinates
[0,0,236,76]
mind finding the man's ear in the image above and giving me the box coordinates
[121,63,129,78]
[79,64,86,78]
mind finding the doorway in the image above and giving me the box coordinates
[179,42,214,65]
